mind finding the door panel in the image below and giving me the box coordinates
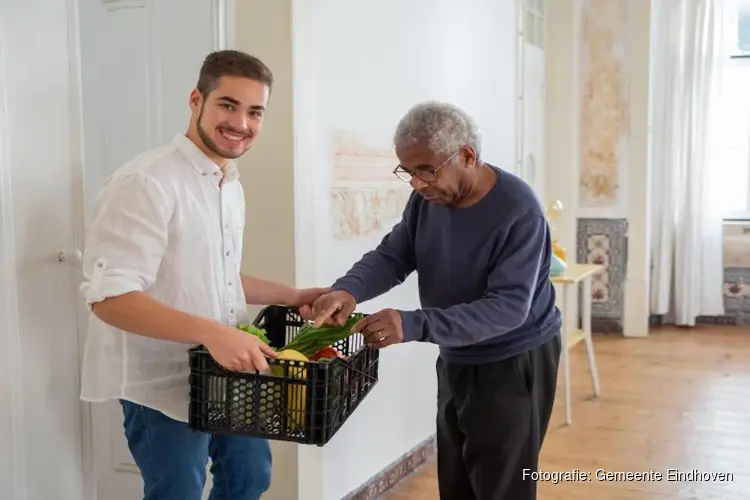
[77,1,224,498]
[0,0,87,499]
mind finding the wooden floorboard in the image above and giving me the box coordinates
[385,325,750,499]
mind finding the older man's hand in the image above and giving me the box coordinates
[351,308,404,349]
[311,290,357,328]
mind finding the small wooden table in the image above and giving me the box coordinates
[550,263,604,425]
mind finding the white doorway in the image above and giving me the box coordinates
[0,0,89,499]
[76,0,232,498]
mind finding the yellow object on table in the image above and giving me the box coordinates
[551,239,567,263]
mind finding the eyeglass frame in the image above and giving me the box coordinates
[392,149,461,184]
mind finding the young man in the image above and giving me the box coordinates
[312,101,562,500]
[79,50,327,500]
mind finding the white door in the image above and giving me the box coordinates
[76,1,229,498]
[517,0,547,202]
[0,1,88,499]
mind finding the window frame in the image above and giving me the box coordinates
[723,9,750,221]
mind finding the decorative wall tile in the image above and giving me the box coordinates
[576,218,628,332]
[696,267,750,326]
[579,0,630,211]
[330,130,411,241]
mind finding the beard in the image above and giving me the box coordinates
[196,103,251,160]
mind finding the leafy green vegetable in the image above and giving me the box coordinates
[236,323,272,346]
[282,313,365,358]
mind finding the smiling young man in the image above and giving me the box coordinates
[79,51,327,500]
[311,101,562,499]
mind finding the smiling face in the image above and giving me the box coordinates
[188,75,270,165]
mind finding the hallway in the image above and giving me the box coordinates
[386,325,750,499]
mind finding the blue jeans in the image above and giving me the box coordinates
[120,400,272,500]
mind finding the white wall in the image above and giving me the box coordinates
[236,1,519,499]
[293,1,517,498]
[545,0,581,334]
[0,0,89,499]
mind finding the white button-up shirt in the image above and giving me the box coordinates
[79,134,248,423]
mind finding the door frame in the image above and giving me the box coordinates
[0,30,27,500]
[71,1,235,499]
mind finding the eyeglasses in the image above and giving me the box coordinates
[393,150,460,183]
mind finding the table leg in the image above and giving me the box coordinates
[561,284,572,425]
[582,276,601,396]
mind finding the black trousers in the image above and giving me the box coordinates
[435,334,561,500]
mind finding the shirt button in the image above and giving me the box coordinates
[201,172,208,176]
[230,309,235,314]
[225,251,230,256]
[228,282,232,286]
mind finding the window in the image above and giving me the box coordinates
[719,1,750,220]
[523,0,545,49]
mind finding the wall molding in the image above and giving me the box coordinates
[66,0,99,498]
[0,34,27,500]
[342,435,436,499]
[213,0,236,49]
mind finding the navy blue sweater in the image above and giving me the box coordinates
[331,166,562,364]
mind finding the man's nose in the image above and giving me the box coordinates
[228,114,249,132]
[410,176,427,190]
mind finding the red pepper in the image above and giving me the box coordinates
[310,346,341,361]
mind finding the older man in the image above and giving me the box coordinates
[312,101,562,500]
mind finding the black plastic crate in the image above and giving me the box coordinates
[188,305,379,446]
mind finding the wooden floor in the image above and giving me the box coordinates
[385,325,750,499]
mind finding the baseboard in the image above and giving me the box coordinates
[342,434,436,499]
[590,317,622,334]
[651,313,749,327]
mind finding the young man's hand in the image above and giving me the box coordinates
[203,325,277,373]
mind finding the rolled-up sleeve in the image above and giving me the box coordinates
[80,172,171,309]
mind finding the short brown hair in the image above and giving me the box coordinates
[196,50,273,97]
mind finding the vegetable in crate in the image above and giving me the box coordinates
[310,346,342,361]
[270,349,308,430]
[236,323,272,347]
[281,312,365,358]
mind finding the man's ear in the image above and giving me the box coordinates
[462,145,477,168]
[188,88,202,112]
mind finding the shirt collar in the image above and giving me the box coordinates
[172,134,240,183]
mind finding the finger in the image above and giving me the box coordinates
[332,302,355,326]
[364,324,392,347]
[367,334,389,349]
[311,296,331,316]
[313,301,340,328]
[260,343,278,358]
[223,360,242,372]
[367,331,399,349]
[359,318,388,338]
[237,353,255,373]
[351,312,381,333]
[297,304,313,320]
[252,348,270,373]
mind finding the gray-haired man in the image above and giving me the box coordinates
[312,101,562,499]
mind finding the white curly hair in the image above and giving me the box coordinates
[393,101,482,160]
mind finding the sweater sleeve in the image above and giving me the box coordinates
[399,213,549,346]
[330,196,417,303]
